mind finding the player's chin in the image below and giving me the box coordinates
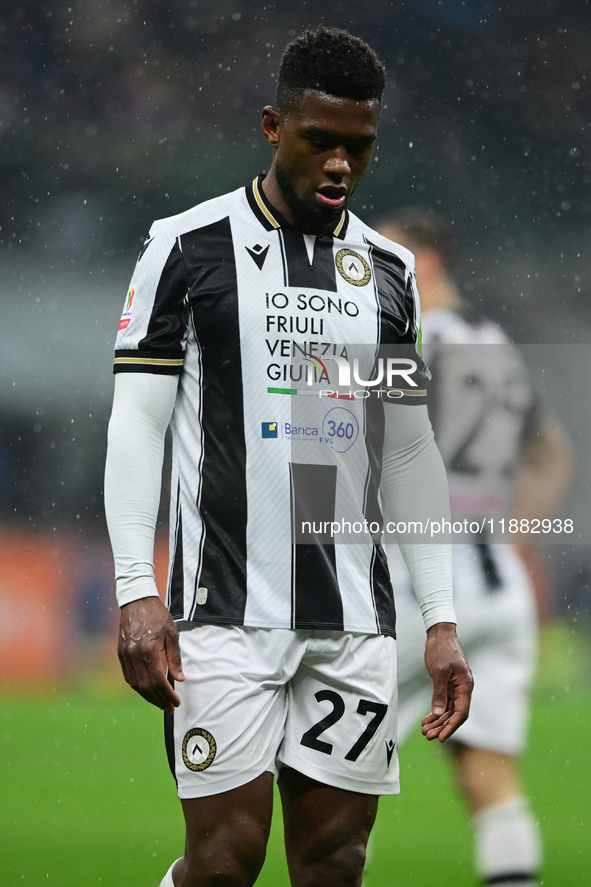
[310,201,344,227]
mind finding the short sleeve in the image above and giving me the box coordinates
[379,270,431,407]
[113,221,189,375]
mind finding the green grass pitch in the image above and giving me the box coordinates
[1,622,589,886]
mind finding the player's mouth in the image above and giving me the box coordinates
[315,185,348,209]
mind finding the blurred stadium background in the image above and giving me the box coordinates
[1,1,590,884]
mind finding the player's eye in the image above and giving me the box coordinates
[347,141,374,157]
[306,136,328,150]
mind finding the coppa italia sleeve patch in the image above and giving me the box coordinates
[118,285,136,330]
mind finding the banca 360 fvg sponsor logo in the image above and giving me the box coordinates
[262,406,359,453]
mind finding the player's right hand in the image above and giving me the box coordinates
[118,596,185,713]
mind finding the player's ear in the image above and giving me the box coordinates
[261,105,282,147]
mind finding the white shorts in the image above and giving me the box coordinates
[389,544,537,756]
[166,624,399,799]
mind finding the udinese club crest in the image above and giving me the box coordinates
[182,727,217,772]
[335,249,371,287]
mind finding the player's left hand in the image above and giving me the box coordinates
[421,622,473,743]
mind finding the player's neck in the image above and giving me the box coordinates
[260,170,299,227]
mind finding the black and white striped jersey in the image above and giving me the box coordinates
[113,175,430,637]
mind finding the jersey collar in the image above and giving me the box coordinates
[245,174,349,240]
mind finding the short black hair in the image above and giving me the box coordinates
[377,208,458,272]
[276,27,386,116]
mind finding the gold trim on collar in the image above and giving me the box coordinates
[333,211,346,237]
[252,177,281,229]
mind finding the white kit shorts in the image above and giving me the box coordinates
[165,623,399,799]
[390,543,537,755]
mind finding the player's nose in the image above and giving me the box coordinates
[323,149,351,178]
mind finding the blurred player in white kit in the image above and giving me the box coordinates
[376,209,572,887]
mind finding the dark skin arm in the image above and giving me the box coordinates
[420,621,473,743]
[118,596,185,714]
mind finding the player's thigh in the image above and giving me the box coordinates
[168,623,300,799]
[278,767,378,886]
[278,632,400,796]
[178,771,274,885]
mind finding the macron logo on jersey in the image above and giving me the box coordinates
[385,739,396,767]
[261,422,278,438]
[246,243,269,270]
